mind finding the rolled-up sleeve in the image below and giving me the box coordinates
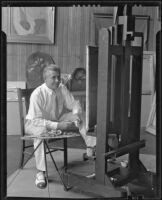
[62,85,82,114]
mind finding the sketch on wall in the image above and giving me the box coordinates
[2,7,55,44]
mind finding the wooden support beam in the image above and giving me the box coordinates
[86,46,98,131]
[64,172,125,198]
[120,42,131,145]
[110,45,124,55]
[128,38,143,166]
[130,46,143,55]
[107,167,120,177]
[113,56,123,133]
[110,45,142,56]
[104,140,145,159]
[110,169,139,187]
[95,28,110,184]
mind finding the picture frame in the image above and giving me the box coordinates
[2,7,55,44]
[90,13,150,50]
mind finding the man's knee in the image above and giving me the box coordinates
[25,119,47,136]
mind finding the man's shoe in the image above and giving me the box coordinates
[35,171,47,189]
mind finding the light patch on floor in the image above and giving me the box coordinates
[7,148,96,198]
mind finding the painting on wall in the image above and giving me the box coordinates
[3,7,55,44]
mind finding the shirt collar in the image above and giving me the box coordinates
[42,83,61,95]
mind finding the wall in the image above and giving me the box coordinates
[2,6,161,132]
[2,6,160,82]
[2,6,114,81]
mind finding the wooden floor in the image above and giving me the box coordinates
[7,128,156,177]
[7,135,86,177]
[7,147,156,198]
[6,129,156,198]
[7,148,99,198]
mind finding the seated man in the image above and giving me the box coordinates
[25,64,96,189]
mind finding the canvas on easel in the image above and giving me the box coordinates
[85,45,98,132]
[146,92,156,135]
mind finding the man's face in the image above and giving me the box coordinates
[45,70,61,91]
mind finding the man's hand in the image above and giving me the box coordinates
[57,121,78,131]
[71,114,82,126]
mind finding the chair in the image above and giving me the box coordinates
[17,88,80,190]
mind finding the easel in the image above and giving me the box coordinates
[96,5,145,186]
[63,5,156,197]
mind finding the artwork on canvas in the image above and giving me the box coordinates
[3,7,55,44]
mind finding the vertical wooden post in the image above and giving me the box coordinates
[86,46,98,130]
[156,30,161,198]
[120,42,131,145]
[95,28,110,184]
[113,54,123,133]
[63,138,67,171]
[128,46,143,168]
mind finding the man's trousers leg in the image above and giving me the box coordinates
[25,119,46,171]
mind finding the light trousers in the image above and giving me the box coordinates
[25,112,96,171]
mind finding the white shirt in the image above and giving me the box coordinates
[26,83,82,130]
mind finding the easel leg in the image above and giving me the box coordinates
[63,138,67,172]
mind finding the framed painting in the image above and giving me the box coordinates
[3,7,55,44]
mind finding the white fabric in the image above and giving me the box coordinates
[35,171,46,186]
[26,83,82,131]
[25,83,96,170]
[34,138,46,171]
[25,112,96,171]
[79,111,96,148]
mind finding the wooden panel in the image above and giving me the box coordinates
[64,172,122,198]
[86,46,98,130]
[95,28,110,184]
[62,7,69,69]
[3,7,112,81]
[57,7,63,71]
[67,7,74,68]
[80,7,86,67]
[3,6,159,82]
[113,55,123,133]
[75,7,81,69]
[156,30,161,198]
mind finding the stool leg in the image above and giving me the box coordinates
[63,138,67,171]
[44,140,70,191]
[19,140,25,168]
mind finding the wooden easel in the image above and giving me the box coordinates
[63,5,156,197]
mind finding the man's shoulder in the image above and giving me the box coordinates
[31,84,44,98]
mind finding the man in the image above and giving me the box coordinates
[25,64,96,189]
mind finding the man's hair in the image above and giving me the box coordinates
[43,64,61,81]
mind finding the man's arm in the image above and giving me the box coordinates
[62,85,82,115]
[26,89,76,131]
[26,91,59,130]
